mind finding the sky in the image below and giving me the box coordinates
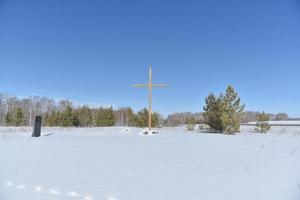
[0,0,300,116]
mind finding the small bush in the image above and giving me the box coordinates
[255,111,270,133]
[187,123,195,131]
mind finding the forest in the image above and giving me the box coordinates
[0,93,289,127]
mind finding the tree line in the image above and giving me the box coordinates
[0,94,207,127]
[0,92,289,130]
[241,111,288,123]
[0,94,162,127]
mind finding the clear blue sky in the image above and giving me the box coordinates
[1,0,300,116]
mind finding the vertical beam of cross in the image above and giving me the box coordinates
[133,65,168,131]
[148,66,152,131]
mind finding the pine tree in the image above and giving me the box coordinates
[134,108,158,128]
[60,106,72,126]
[45,111,61,126]
[75,106,93,127]
[187,123,195,131]
[5,112,14,126]
[95,107,116,127]
[203,86,245,134]
[5,108,26,126]
[255,111,270,133]
[203,93,225,132]
[222,86,245,134]
[71,112,80,127]
[15,108,26,126]
[105,107,116,126]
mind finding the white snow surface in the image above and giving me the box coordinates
[0,126,300,200]
[247,121,300,125]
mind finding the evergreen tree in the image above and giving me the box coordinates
[186,114,197,131]
[203,86,245,134]
[43,113,49,126]
[60,105,74,127]
[203,93,225,132]
[134,108,158,128]
[45,111,61,127]
[5,112,14,126]
[15,107,26,126]
[58,105,79,127]
[71,111,80,127]
[106,107,116,126]
[5,108,26,126]
[222,86,245,134]
[75,106,93,127]
[187,123,195,131]
[255,111,271,133]
[95,107,116,126]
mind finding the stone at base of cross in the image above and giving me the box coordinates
[142,128,158,135]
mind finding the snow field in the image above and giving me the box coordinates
[0,127,300,200]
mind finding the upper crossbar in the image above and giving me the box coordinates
[132,84,168,88]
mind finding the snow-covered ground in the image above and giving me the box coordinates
[0,127,300,200]
[247,121,300,125]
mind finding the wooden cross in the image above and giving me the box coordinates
[133,65,168,132]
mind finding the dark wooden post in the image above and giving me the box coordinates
[32,116,42,137]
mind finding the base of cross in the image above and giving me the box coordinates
[142,129,158,135]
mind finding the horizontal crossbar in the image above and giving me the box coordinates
[132,84,168,88]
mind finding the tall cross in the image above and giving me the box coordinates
[133,65,168,132]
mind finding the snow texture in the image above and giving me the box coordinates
[0,126,300,200]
